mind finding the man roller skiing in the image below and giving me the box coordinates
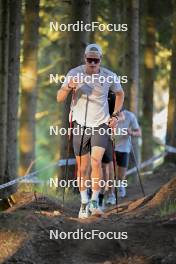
[101,108,141,205]
[114,109,141,198]
[57,43,124,219]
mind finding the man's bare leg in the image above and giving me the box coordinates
[90,146,105,201]
[117,166,127,181]
[101,161,114,190]
[76,153,90,204]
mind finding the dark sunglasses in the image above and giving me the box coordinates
[86,58,100,64]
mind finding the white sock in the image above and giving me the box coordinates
[91,190,100,201]
[80,189,89,204]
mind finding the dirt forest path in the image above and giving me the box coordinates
[0,163,176,264]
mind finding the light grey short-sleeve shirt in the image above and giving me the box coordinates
[61,65,123,127]
[114,110,140,153]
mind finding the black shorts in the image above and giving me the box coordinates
[73,122,110,156]
[115,151,129,168]
[102,138,113,163]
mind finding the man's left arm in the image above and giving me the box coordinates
[108,73,125,128]
[113,89,124,115]
[110,73,124,116]
[109,89,124,129]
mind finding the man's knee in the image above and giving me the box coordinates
[77,165,88,176]
[76,154,90,176]
[91,156,102,169]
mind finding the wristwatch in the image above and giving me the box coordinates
[111,112,120,119]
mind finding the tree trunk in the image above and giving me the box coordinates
[122,0,131,109]
[130,0,139,115]
[90,0,97,42]
[70,0,91,67]
[106,0,121,70]
[121,1,140,179]
[122,0,139,113]
[0,0,21,198]
[3,0,22,197]
[0,0,9,186]
[165,0,176,163]
[129,0,141,181]
[142,1,156,163]
[19,0,40,176]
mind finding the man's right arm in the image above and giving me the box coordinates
[57,77,77,102]
[57,86,71,102]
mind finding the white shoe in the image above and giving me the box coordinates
[89,200,103,216]
[119,186,126,198]
[78,203,90,219]
[106,193,116,205]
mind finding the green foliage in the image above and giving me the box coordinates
[159,199,176,217]
[35,0,72,180]
[31,180,79,205]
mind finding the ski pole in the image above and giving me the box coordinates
[78,95,89,199]
[129,137,145,197]
[112,136,118,209]
[62,90,76,207]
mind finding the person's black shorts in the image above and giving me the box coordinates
[102,138,113,163]
[73,122,110,156]
[115,151,129,168]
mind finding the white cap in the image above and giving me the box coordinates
[85,43,102,57]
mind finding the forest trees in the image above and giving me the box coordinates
[129,0,140,172]
[0,0,9,194]
[130,0,139,115]
[0,0,175,199]
[19,0,40,176]
[0,0,21,198]
[142,0,156,162]
[70,0,91,67]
